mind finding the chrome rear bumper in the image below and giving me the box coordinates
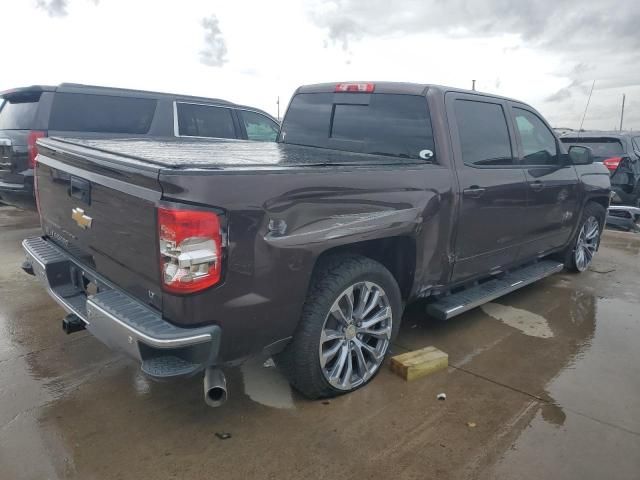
[23,236,221,378]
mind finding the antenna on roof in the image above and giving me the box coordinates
[277,96,280,121]
[578,80,595,136]
[619,93,626,131]
[471,80,476,91]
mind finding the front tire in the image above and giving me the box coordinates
[277,255,402,399]
[564,202,606,273]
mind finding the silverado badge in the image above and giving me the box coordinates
[71,207,92,229]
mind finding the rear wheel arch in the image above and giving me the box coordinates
[310,236,417,301]
[277,253,403,398]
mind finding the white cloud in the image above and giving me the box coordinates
[199,15,227,67]
[35,0,68,17]
[1,0,638,129]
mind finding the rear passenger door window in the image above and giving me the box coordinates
[176,103,237,139]
[512,108,559,166]
[453,100,514,166]
[239,110,279,142]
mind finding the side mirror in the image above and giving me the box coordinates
[568,145,593,165]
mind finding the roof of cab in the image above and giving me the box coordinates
[294,81,527,105]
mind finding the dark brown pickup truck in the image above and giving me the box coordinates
[22,82,610,406]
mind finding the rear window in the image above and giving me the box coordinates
[0,91,42,130]
[560,137,625,159]
[49,93,157,134]
[280,93,434,160]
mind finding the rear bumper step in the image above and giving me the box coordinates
[426,260,564,320]
[22,236,221,378]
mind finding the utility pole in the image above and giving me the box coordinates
[619,93,626,131]
[472,80,476,91]
[277,96,280,122]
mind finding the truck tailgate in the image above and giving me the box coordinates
[35,138,163,310]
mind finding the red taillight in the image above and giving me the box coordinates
[602,157,622,172]
[158,207,223,294]
[27,130,46,169]
[335,83,375,93]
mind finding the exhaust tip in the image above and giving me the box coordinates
[205,386,228,407]
[203,367,227,407]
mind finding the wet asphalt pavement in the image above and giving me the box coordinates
[1,205,639,480]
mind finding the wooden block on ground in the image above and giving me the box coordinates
[390,346,448,381]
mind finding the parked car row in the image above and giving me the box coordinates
[0,83,279,208]
[19,81,611,406]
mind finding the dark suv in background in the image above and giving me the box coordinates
[560,132,640,207]
[0,83,279,208]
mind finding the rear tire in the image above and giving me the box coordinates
[277,255,402,399]
[563,202,606,273]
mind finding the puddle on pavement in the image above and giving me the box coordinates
[481,302,554,338]
[539,402,567,427]
[240,356,295,409]
[474,288,640,479]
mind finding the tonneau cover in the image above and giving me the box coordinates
[38,137,420,169]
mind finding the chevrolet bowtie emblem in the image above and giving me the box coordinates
[71,207,93,229]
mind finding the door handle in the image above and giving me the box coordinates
[463,186,486,198]
[530,180,544,192]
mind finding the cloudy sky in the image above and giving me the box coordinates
[2,0,639,130]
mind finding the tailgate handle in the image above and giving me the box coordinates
[69,176,91,205]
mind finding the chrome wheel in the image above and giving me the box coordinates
[319,281,392,391]
[574,216,600,272]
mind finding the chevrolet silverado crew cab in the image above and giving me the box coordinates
[0,83,279,209]
[22,82,610,406]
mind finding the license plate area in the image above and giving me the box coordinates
[68,264,109,297]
